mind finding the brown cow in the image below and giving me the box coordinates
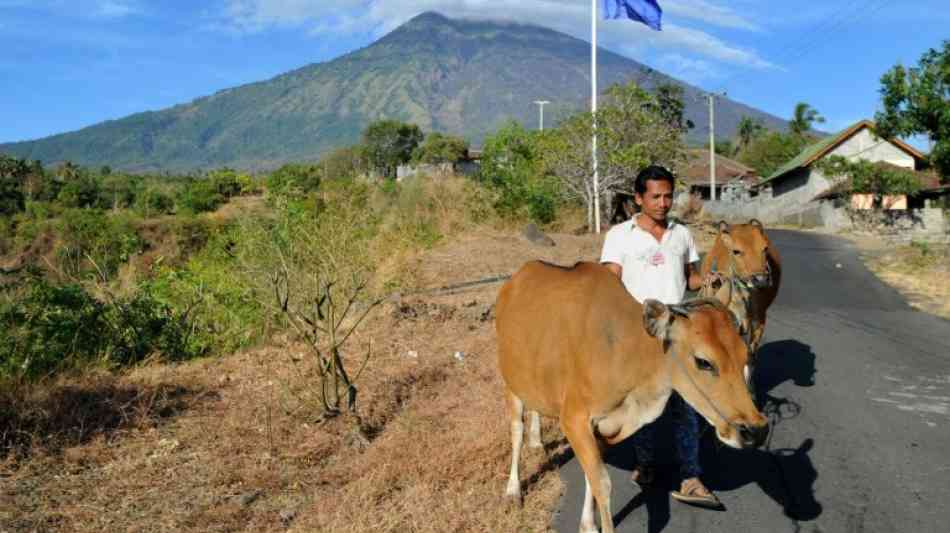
[700,220,782,387]
[496,261,768,533]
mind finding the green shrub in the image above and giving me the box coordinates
[266,163,322,194]
[56,209,145,279]
[176,179,224,214]
[0,278,201,381]
[134,188,175,216]
[0,280,106,379]
[147,228,265,356]
[56,174,103,209]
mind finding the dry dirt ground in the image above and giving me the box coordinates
[0,222,722,533]
[845,234,950,320]
[23,218,944,533]
[1,225,696,533]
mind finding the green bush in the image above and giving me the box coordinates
[56,174,103,209]
[176,179,225,214]
[134,187,175,216]
[207,168,242,198]
[266,163,322,194]
[56,209,145,279]
[479,121,559,224]
[0,280,105,379]
[147,227,265,356]
[0,278,201,381]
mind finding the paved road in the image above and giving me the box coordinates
[553,229,950,533]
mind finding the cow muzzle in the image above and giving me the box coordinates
[737,422,769,448]
[750,273,771,289]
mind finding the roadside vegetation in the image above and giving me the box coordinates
[1,56,943,528]
[1,79,692,531]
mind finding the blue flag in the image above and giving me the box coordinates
[605,0,663,31]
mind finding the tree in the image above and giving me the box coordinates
[0,154,27,216]
[789,102,825,137]
[737,116,765,152]
[739,131,811,178]
[480,121,556,223]
[268,163,322,194]
[653,83,695,133]
[412,133,469,165]
[818,155,922,207]
[875,40,950,180]
[361,120,423,179]
[317,146,368,182]
[714,139,737,158]
[540,81,687,230]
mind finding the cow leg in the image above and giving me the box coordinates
[579,475,598,533]
[562,409,612,533]
[504,389,524,504]
[528,411,543,449]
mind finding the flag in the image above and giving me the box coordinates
[605,0,663,31]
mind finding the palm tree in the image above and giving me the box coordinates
[737,116,765,151]
[789,102,825,137]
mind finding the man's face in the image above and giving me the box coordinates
[635,178,674,223]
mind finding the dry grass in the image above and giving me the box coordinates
[859,240,950,319]
[1,208,716,532]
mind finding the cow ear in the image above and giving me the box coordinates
[718,221,733,247]
[749,218,763,229]
[643,299,674,339]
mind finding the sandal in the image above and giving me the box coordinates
[629,465,655,490]
[671,478,723,510]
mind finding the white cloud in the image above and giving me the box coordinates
[664,0,760,31]
[656,53,723,83]
[95,1,140,18]
[216,0,775,70]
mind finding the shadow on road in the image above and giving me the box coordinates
[599,338,823,531]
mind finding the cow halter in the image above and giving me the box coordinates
[709,248,771,290]
[667,342,745,434]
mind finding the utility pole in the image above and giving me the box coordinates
[591,0,601,233]
[533,100,550,131]
[708,93,717,202]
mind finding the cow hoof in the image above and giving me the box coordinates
[579,525,599,533]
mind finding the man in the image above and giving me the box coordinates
[600,165,721,509]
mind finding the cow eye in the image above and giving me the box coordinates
[732,249,743,256]
[694,356,717,374]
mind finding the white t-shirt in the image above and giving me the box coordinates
[600,215,700,305]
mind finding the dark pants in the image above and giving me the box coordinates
[632,392,702,480]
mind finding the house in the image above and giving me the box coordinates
[813,168,948,210]
[754,120,926,206]
[680,149,761,201]
[396,147,482,180]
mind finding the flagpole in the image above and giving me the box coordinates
[592,0,601,234]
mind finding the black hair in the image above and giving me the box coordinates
[634,165,676,195]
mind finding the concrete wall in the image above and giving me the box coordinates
[396,162,453,180]
[829,128,915,168]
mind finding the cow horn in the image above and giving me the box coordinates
[643,299,674,340]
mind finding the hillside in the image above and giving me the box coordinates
[0,12,787,172]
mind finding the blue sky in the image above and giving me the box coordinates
[1,0,947,147]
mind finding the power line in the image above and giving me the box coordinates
[720,0,890,100]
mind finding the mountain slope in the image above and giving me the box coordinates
[1,12,787,172]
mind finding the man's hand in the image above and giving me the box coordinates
[686,262,703,291]
[605,262,622,279]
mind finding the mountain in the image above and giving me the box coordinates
[0,12,788,172]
